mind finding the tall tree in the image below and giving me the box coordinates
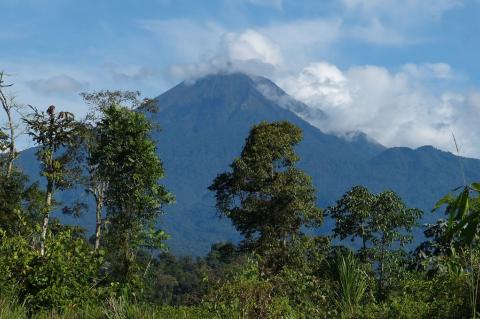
[0,72,44,236]
[74,90,143,250]
[327,186,422,297]
[23,105,78,255]
[91,103,173,282]
[209,121,323,272]
[327,186,375,258]
[0,71,19,177]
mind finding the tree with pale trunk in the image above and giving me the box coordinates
[23,105,78,256]
[89,92,173,284]
[71,90,144,251]
[0,71,20,177]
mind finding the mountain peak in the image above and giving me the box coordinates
[156,72,268,114]
[156,72,328,124]
[186,71,253,83]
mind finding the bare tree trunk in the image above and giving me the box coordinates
[0,72,16,177]
[378,238,386,299]
[5,105,16,177]
[94,195,103,250]
[40,180,53,256]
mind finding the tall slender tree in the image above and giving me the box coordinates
[23,105,78,255]
[0,72,44,236]
[91,102,173,282]
[0,71,19,177]
[73,91,142,251]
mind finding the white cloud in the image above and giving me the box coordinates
[342,0,463,21]
[167,29,283,80]
[277,62,351,110]
[402,63,454,80]
[138,16,480,158]
[2,3,474,157]
[222,30,283,66]
[279,61,480,158]
[138,19,225,61]
[162,18,345,80]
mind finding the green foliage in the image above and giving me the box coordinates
[328,186,375,252]
[335,251,367,318]
[23,105,80,256]
[435,183,480,246]
[328,186,423,297]
[0,297,216,319]
[434,184,480,317]
[4,100,480,318]
[91,104,173,284]
[209,121,323,272]
[0,298,28,319]
[25,230,105,309]
[146,252,209,306]
[140,242,245,306]
[329,186,422,253]
[0,229,36,297]
[0,129,8,154]
[272,266,334,318]
[357,271,469,319]
[0,228,105,310]
[23,106,79,190]
[0,171,43,235]
[205,259,297,319]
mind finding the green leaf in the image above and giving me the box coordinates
[471,183,480,193]
[433,193,454,212]
[455,187,470,221]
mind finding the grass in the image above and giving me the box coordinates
[0,297,215,319]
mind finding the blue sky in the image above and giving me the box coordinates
[1,0,480,157]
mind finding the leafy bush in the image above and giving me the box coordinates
[205,259,297,319]
[272,267,335,318]
[0,229,106,310]
[358,272,469,319]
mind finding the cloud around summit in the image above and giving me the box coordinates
[1,0,478,156]
[141,9,480,158]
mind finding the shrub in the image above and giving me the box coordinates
[205,259,297,319]
[0,229,106,310]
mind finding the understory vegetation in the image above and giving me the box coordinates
[1,74,480,318]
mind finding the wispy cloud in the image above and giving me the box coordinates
[246,0,283,9]
[340,0,464,44]
[138,19,225,62]
[341,0,463,21]
[28,75,89,95]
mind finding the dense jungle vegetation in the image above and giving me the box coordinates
[1,72,480,318]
